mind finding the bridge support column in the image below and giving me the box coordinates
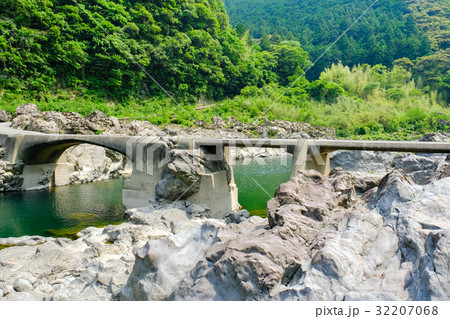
[290,140,331,178]
[22,164,55,190]
[185,144,239,217]
[122,141,168,209]
[53,163,75,186]
[0,134,24,162]
[186,171,236,218]
[290,140,308,178]
[21,161,75,190]
[306,151,331,176]
[224,146,240,212]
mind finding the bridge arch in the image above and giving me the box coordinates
[17,135,131,165]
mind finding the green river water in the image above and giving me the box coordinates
[233,157,292,216]
[0,178,126,239]
[0,157,292,238]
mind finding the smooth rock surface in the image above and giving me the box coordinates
[0,222,174,301]
[120,166,450,301]
[331,150,448,184]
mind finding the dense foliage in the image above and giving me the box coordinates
[0,0,310,101]
[224,0,432,78]
[405,0,450,104]
[0,0,448,140]
[2,61,449,139]
[406,0,450,51]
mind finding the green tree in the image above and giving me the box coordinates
[272,44,310,86]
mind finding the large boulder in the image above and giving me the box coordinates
[26,117,60,134]
[331,150,448,184]
[62,112,92,135]
[394,153,445,184]
[156,150,206,201]
[85,110,110,132]
[14,103,41,117]
[155,147,234,202]
[0,110,12,122]
[10,107,123,135]
[119,222,220,301]
[267,170,339,226]
[0,222,174,301]
[418,132,450,142]
[330,150,395,178]
[11,104,43,130]
[427,155,450,182]
[166,170,358,301]
[42,111,70,132]
[121,166,450,301]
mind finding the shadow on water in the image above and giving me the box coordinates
[0,178,126,239]
[233,157,292,218]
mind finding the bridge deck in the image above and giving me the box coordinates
[1,119,449,159]
[193,138,450,154]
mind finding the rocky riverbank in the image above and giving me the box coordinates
[0,154,449,301]
[1,103,336,139]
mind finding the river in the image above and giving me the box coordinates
[0,157,292,238]
[0,178,126,239]
[233,156,292,216]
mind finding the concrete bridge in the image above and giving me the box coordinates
[1,123,449,217]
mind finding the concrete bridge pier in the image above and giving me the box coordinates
[122,140,168,209]
[121,140,239,218]
[289,140,331,178]
[21,161,75,190]
[224,146,240,212]
[175,141,240,218]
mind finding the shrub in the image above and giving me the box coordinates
[387,88,406,101]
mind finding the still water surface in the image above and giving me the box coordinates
[233,157,292,216]
[0,157,291,238]
[0,178,126,238]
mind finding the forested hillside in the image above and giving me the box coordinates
[0,0,308,101]
[405,0,450,102]
[224,0,432,78]
[0,0,449,139]
[406,0,450,51]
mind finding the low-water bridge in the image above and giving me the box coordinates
[1,123,449,218]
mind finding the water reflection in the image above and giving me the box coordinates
[0,178,125,238]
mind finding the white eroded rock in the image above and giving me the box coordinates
[13,279,33,292]
[64,144,129,184]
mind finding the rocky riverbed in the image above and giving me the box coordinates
[0,103,336,139]
[0,153,448,301]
